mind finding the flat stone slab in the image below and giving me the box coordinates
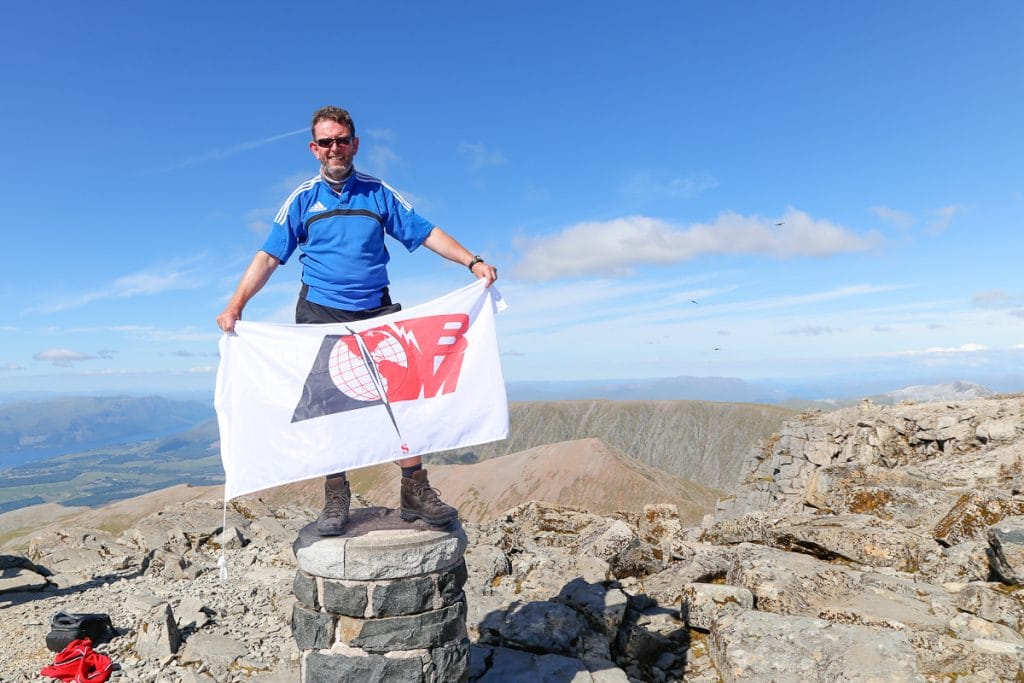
[709,609,925,682]
[726,543,957,632]
[293,506,468,580]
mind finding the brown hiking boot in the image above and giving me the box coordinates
[400,469,457,527]
[317,476,350,536]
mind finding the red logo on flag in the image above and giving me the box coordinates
[291,313,470,424]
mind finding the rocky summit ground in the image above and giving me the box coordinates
[2,395,1023,682]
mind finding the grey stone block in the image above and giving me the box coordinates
[136,602,182,659]
[293,570,318,609]
[988,515,1024,585]
[304,651,423,683]
[438,560,469,606]
[468,645,590,682]
[495,601,587,657]
[370,574,434,617]
[322,579,368,617]
[427,638,469,683]
[343,599,466,652]
[291,602,335,650]
[293,509,468,580]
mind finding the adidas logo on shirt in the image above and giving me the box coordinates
[310,201,328,212]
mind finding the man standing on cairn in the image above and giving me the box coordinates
[216,106,497,536]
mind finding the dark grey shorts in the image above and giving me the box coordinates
[294,284,401,324]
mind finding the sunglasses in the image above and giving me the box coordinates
[314,135,354,149]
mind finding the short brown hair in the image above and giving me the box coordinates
[310,106,356,138]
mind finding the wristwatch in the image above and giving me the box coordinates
[467,255,484,271]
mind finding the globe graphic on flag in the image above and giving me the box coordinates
[328,330,409,401]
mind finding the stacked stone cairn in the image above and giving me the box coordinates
[290,506,470,682]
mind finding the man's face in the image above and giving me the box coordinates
[310,119,359,177]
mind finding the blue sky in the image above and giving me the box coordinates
[1,1,1022,397]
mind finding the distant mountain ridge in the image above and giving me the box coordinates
[0,396,788,515]
[263,437,724,525]
[507,376,788,403]
[0,396,213,467]
[0,418,221,514]
[877,380,995,404]
[433,400,797,491]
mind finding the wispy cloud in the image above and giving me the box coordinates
[245,207,275,235]
[782,325,841,336]
[926,204,967,234]
[364,128,396,143]
[972,289,1024,309]
[144,127,307,174]
[514,207,880,280]
[0,362,25,371]
[109,325,218,343]
[869,205,915,229]
[621,172,719,201]
[34,348,98,367]
[457,142,506,170]
[31,256,207,314]
[364,145,400,177]
[712,284,905,315]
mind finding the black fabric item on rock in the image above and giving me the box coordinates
[46,612,114,652]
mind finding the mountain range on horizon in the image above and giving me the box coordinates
[2,373,1022,407]
[0,379,1017,518]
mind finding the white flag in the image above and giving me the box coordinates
[215,280,508,500]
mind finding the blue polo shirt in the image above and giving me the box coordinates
[260,170,434,310]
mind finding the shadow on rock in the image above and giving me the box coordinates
[471,576,689,682]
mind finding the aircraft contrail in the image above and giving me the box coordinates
[142,127,308,174]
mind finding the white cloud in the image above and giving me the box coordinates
[0,362,25,371]
[926,343,986,353]
[926,204,967,234]
[34,348,98,367]
[895,343,988,357]
[457,142,506,170]
[869,205,914,229]
[514,207,880,280]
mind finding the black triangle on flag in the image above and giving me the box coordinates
[291,334,383,423]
